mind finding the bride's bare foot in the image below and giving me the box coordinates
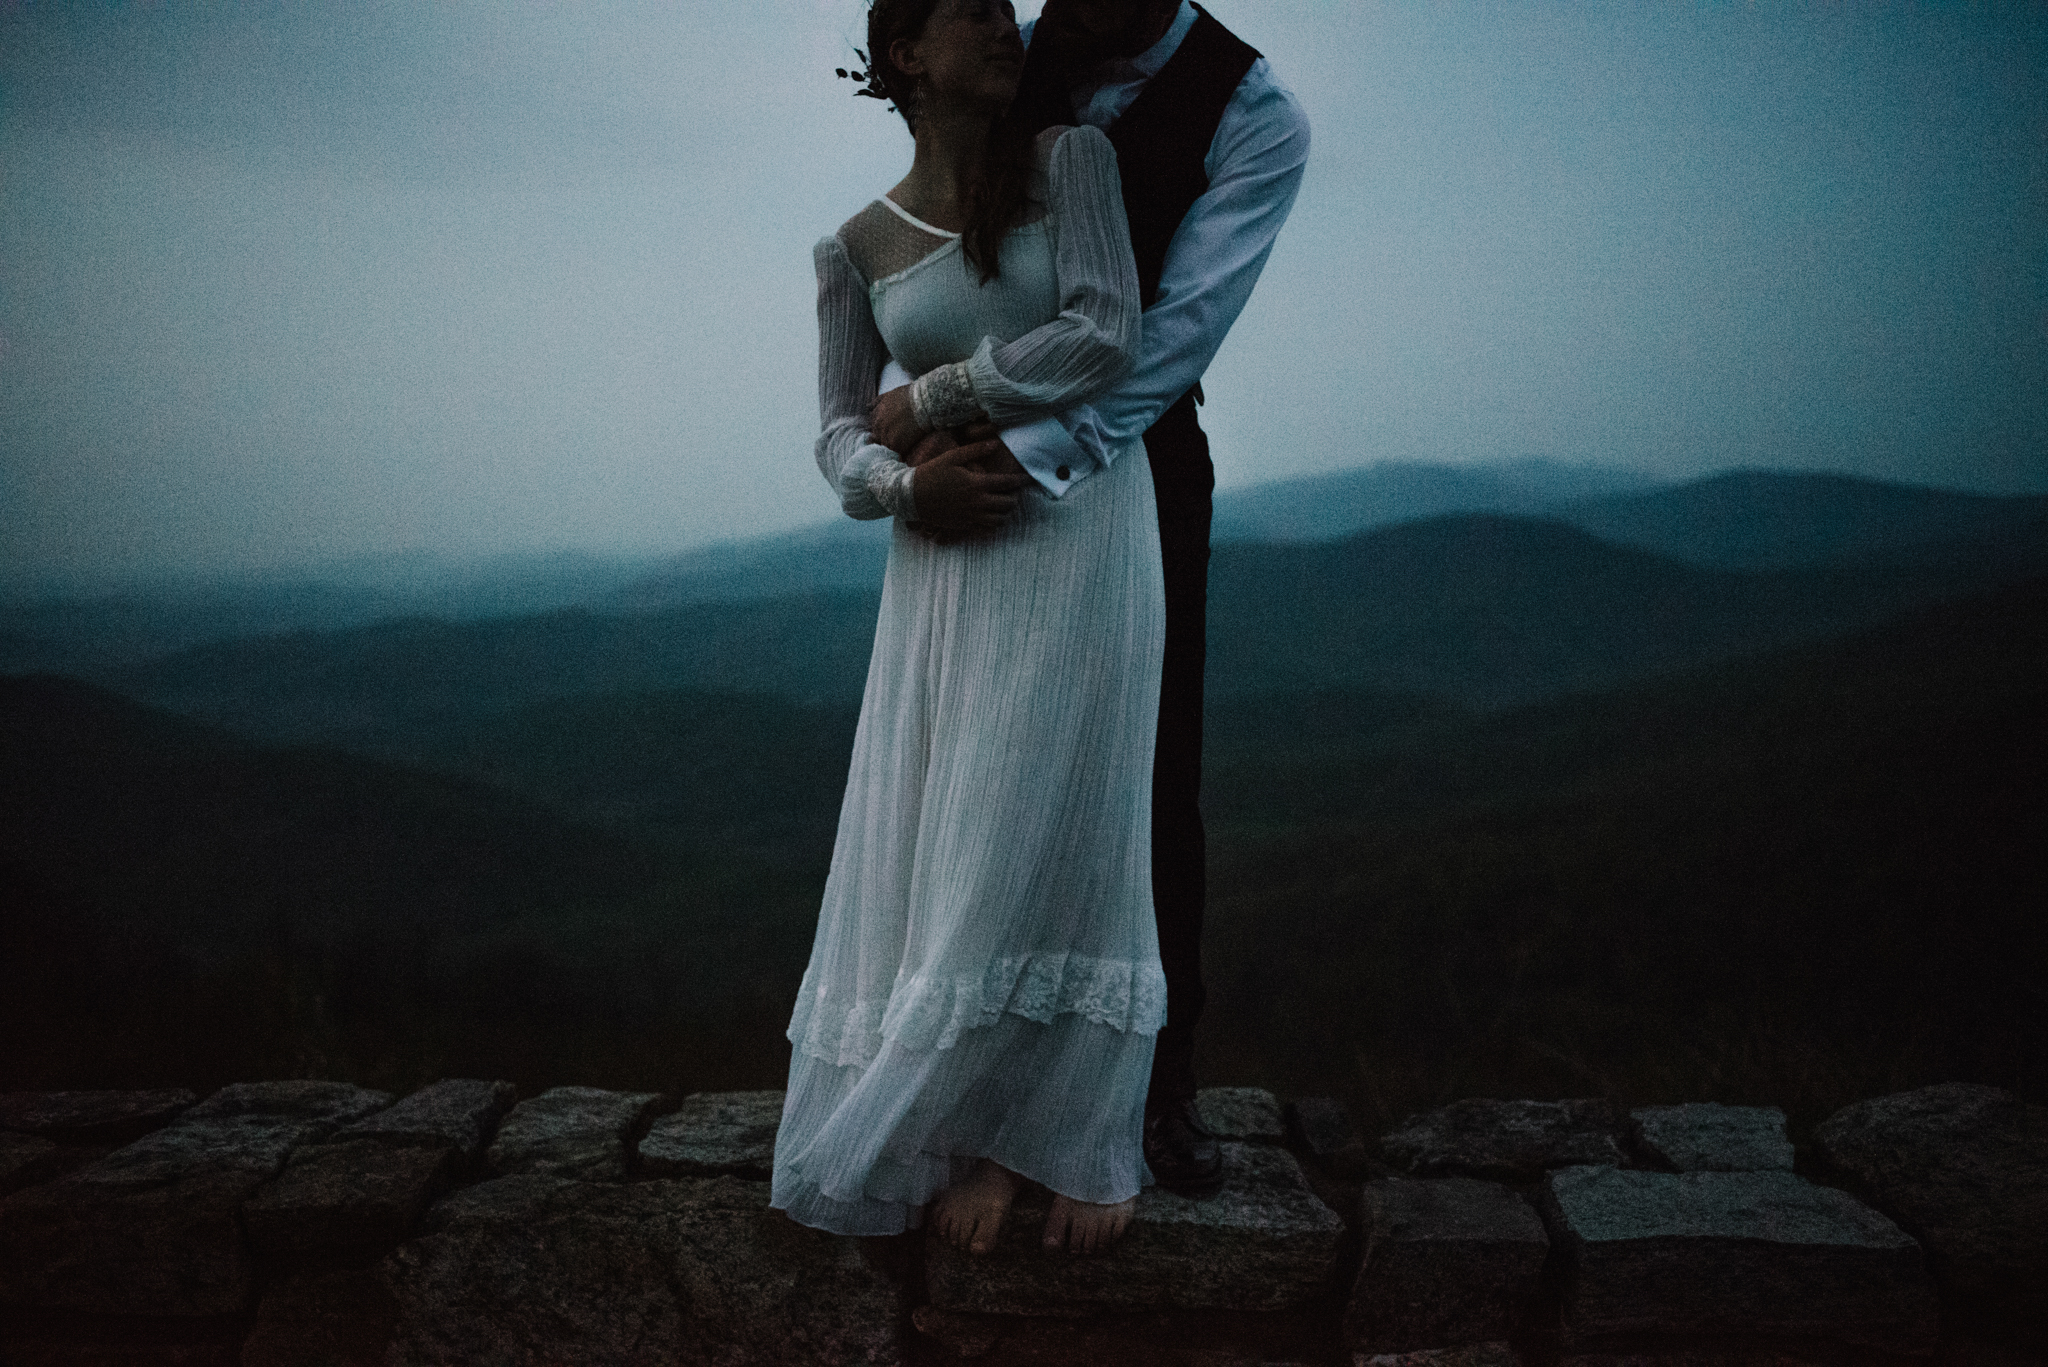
[932,1159,1024,1255]
[1042,1193,1136,1254]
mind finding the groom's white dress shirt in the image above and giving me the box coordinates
[884,1,1310,497]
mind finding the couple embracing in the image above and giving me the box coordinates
[770,0,1309,1256]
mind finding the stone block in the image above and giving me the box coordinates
[182,1081,393,1130]
[1346,1177,1548,1352]
[638,1088,782,1179]
[331,1077,515,1165]
[1357,1348,1519,1367]
[1630,1103,1793,1172]
[242,1267,400,1367]
[244,1139,458,1260]
[1537,1164,1939,1353]
[386,1173,906,1365]
[485,1084,663,1182]
[1293,1097,1376,1180]
[1198,1087,1286,1143]
[1814,1082,2048,1338]
[1382,1098,1626,1182]
[1556,1352,1828,1366]
[927,1142,1345,1316]
[1,1131,69,1196]
[0,1088,199,1144]
[0,1099,350,1315]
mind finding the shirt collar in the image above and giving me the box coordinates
[1125,1,1199,80]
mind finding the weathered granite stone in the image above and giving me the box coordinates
[1292,1096,1375,1179]
[0,1337,242,1366]
[485,1084,663,1182]
[244,1139,459,1260]
[1346,1177,1548,1352]
[1382,1099,1626,1182]
[927,1142,1344,1316]
[331,1078,515,1165]
[1291,1096,1354,1157]
[0,1094,365,1315]
[1358,1347,1519,1367]
[1537,1164,1939,1352]
[0,1088,199,1144]
[183,1081,393,1131]
[1813,1083,2048,1337]
[386,1173,906,1365]
[912,1305,1005,1358]
[1198,1087,1286,1143]
[1630,1103,1793,1173]
[1555,1352,1827,1366]
[243,1268,400,1367]
[1,1131,68,1196]
[638,1089,782,1179]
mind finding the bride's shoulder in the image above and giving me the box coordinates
[831,199,898,247]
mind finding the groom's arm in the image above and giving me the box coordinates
[882,67,1308,497]
[1081,64,1311,451]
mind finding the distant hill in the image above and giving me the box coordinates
[604,519,892,615]
[0,550,673,677]
[111,593,884,747]
[1204,510,2048,706]
[1553,470,2048,570]
[102,506,2048,744]
[1210,458,1667,544]
[0,676,820,1093]
[1199,576,2048,1123]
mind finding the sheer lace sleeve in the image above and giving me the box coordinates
[814,235,917,520]
[911,124,1141,431]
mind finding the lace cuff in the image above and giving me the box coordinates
[910,361,981,430]
[861,451,918,520]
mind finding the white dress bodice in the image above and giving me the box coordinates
[870,221,1060,381]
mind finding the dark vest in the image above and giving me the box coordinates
[1014,6,1260,309]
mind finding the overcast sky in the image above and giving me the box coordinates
[3,0,2043,586]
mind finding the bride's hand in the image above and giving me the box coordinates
[912,440,1031,533]
[904,428,958,468]
[870,385,927,456]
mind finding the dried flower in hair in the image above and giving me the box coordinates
[835,47,896,112]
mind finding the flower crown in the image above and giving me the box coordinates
[835,49,897,113]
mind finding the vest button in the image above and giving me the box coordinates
[1055,465,1071,481]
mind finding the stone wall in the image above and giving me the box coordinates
[0,1081,2040,1365]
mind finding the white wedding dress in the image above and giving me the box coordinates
[771,124,1168,1236]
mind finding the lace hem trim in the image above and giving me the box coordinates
[785,951,1168,1068]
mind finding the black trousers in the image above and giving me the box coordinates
[1141,392,1212,1109]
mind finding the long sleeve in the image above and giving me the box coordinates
[1003,52,1310,495]
[814,235,918,520]
[1084,70,1309,445]
[912,124,1142,432]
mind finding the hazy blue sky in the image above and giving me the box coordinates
[3,0,2043,584]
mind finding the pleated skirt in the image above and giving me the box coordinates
[772,442,1168,1236]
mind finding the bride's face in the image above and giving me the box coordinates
[894,0,1025,116]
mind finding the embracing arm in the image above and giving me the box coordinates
[815,235,918,520]
[909,124,1142,433]
[1005,68,1311,493]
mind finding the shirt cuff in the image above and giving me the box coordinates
[1004,415,1094,498]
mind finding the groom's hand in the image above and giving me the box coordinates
[911,442,1032,534]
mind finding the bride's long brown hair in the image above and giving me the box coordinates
[867,0,1036,283]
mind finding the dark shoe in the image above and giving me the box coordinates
[1144,1096,1224,1196]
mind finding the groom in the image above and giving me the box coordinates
[899,0,1308,1193]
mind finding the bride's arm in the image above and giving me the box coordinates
[909,124,1141,432]
[815,235,918,520]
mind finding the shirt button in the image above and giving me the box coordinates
[1055,465,1071,480]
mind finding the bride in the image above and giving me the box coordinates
[769,0,1167,1255]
